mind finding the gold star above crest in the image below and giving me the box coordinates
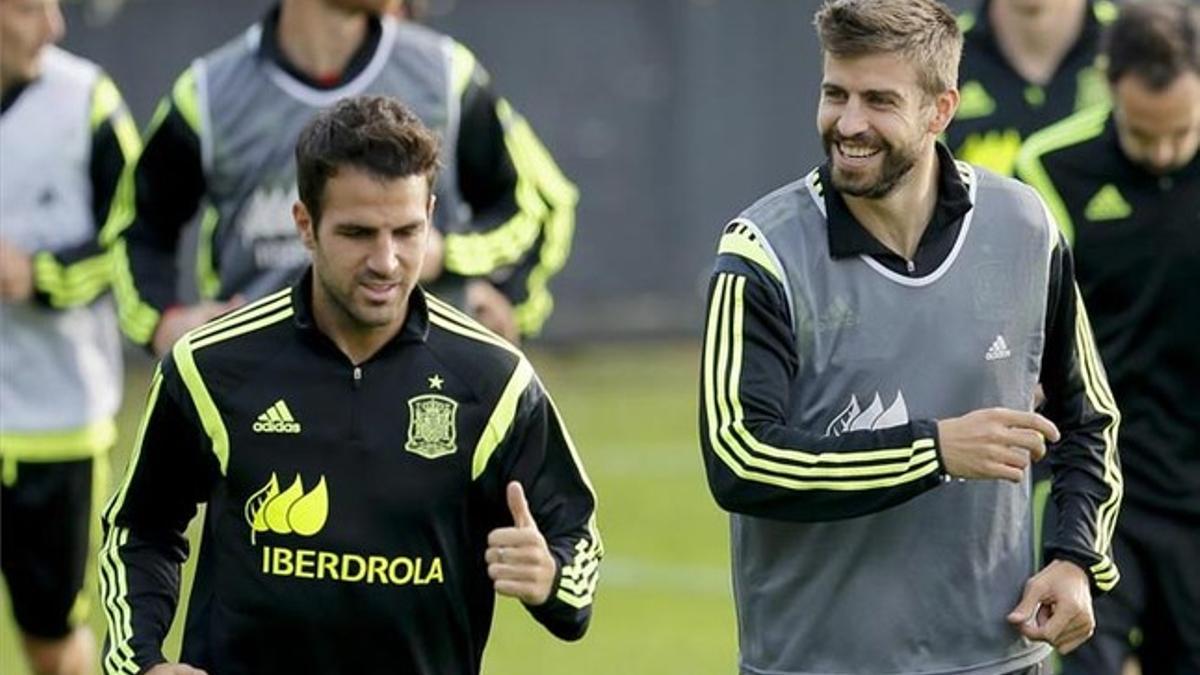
[428,374,445,390]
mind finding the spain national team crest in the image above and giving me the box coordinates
[405,394,459,459]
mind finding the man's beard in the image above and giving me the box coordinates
[823,130,919,199]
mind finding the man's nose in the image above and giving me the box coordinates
[366,237,400,276]
[836,99,870,139]
[1148,140,1175,171]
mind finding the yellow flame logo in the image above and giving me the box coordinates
[244,473,328,544]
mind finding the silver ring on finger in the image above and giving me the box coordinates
[498,547,506,564]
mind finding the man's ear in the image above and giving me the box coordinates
[929,87,961,135]
[294,201,317,251]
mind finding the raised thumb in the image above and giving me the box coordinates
[506,481,535,528]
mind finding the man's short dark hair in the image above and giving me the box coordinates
[814,0,962,98]
[1105,0,1200,90]
[296,95,441,225]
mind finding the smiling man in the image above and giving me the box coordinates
[98,96,600,675]
[699,1,1122,673]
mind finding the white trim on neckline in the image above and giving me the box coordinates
[806,162,979,288]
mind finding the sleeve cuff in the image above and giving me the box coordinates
[914,418,951,482]
[1044,546,1113,594]
[524,556,591,641]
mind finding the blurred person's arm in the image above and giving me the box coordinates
[1034,228,1122,594]
[1003,227,1118,653]
[1018,140,1123,593]
[110,68,210,350]
[445,44,578,338]
[99,358,221,674]
[0,76,139,307]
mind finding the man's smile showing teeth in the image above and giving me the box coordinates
[838,143,881,159]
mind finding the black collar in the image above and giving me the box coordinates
[291,268,431,354]
[257,3,383,91]
[972,0,1104,75]
[1,79,32,116]
[824,142,973,265]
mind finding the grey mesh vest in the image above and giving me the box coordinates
[731,162,1056,675]
[193,16,467,301]
[0,47,122,446]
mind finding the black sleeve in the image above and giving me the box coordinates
[113,95,207,346]
[443,77,525,279]
[1038,231,1122,593]
[90,111,133,238]
[487,362,599,641]
[700,234,946,522]
[447,62,578,337]
[31,76,139,309]
[456,81,517,215]
[98,360,221,674]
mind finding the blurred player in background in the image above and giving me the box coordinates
[0,0,139,673]
[701,0,1121,672]
[113,0,576,353]
[1017,2,1200,671]
[948,0,1115,177]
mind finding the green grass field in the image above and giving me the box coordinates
[0,342,740,674]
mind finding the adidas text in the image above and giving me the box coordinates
[254,399,302,434]
[253,420,301,434]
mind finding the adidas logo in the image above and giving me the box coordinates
[1084,184,1132,222]
[253,399,302,434]
[985,335,1012,362]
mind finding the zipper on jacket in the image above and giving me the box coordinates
[349,365,363,447]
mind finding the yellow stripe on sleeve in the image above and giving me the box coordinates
[442,98,578,337]
[702,274,940,490]
[111,239,162,345]
[717,224,783,283]
[450,41,480,99]
[170,67,202,135]
[1071,285,1123,591]
[471,358,535,480]
[503,104,578,336]
[99,368,163,675]
[33,250,113,308]
[556,519,602,608]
